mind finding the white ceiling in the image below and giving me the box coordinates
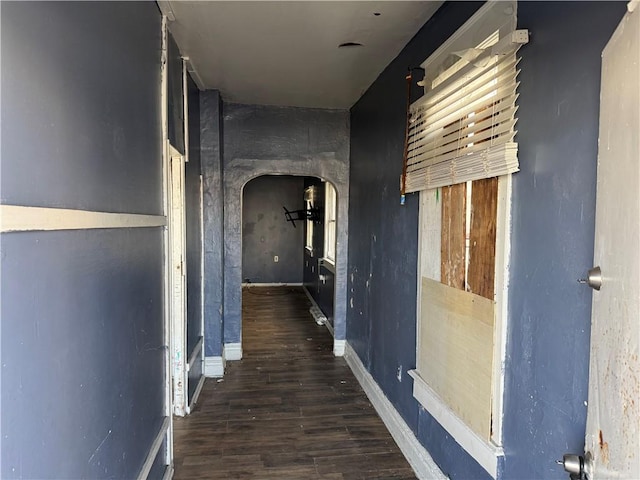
[159,1,442,109]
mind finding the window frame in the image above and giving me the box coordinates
[408,2,518,477]
[411,175,511,478]
[304,186,315,254]
[323,181,337,265]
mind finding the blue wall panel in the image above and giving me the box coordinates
[348,3,486,477]
[1,2,165,476]
[1,229,165,478]
[186,76,203,358]
[200,91,225,357]
[348,1,626,478]
[503,3,626,479]
[0,1,162,215]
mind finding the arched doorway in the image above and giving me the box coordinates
[222,157,349,359]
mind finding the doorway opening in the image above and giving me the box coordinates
[241,175,338,348]
[167,144,205,419]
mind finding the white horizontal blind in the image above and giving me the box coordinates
[406,45,522,192]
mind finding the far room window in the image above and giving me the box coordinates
[405,2,528,478]
[324,182,337,263]
[304,186,315,253]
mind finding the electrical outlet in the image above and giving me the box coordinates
[274,255,279,263]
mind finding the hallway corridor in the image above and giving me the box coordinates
[173,287,417,479]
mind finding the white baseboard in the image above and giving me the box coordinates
[204,356,224,377]
[344,343,447,480]
[224,342,242,361]
[324,320,335,336]
[302,287,344,357]
[136,416,170,480]
[242,282,303,287]
[303,287,327,324]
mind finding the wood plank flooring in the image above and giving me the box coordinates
[173,286,417,480]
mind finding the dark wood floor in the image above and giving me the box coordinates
[173,286,417,479]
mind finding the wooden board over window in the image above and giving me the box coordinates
[441,183,466,290]
[439,178,498,300]
[467,177,498,299]
[418,277,495,440]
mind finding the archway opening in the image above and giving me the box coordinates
[240,174,338,352]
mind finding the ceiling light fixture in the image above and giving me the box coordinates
[338,42,363,48]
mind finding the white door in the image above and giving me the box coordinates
[578,4,639,479]
[169,149,188,417]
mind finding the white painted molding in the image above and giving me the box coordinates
[303,286,329,327]
[156,1,176,21]
[137,416,170,480]
[324,320,335,337]
[160,15,174,469]
[224,342,242,361]
[204,356,224,377]
[187,375,206,414]
[408,370,503,479]
[0,205,166,233]
[344,344,447,480]
[161,466,173,480]
[303,286,320,311]
[491,174,513,446]
[302,287,343,355]
[242,282,303,287]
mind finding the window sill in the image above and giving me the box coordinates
[408,370,503,479]
[319,257,336,274]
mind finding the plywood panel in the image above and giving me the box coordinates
[441,183,466,289]
[467,178,498,299]
[418,277,495,440]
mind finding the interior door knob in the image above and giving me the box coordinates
[557,454,585,479]
[578,266,602,291]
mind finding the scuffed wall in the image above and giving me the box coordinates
[242,176,305,284]
[347,1,626,479]
[1,2,165,477]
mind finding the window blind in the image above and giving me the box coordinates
[405,36,526,192]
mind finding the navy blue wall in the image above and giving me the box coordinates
[0,2,162,213]
[503,3,626,479]
[242,176,305,284]
[185,75,203,399]
[1,231,165,478]
[348,3,489,479]
[200,91,225,357]
[348,1,626,479]
[186,76,202,355]
[1,2,165,477]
